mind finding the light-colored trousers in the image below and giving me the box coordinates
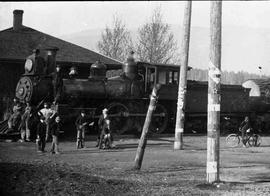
[51,135,59,153]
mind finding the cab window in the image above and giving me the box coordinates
[168,71,178,84]
[158,70,166,84]
[145,67,156,91]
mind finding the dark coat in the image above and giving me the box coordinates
[75,115,89,130]
[37,121,47,137]
[240,120,251,132]
[50,121,61,136]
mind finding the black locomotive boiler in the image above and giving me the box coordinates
[15,49,250,135]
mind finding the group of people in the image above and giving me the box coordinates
[7,99,61,154]
[36,102,60,154]
[75,108,113,150]
[8,98,114,153]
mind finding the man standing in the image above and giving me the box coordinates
[38,102,53,142]
[50,116,61,154]
[75,110,92,149]
[36,116,47,153]
[97,108,113,149]
[8,98,22,130]
[19,102,32,142]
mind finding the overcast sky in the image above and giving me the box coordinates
[1,1,270,36]
[1,1,270,75]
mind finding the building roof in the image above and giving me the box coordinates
[0,25,123,67]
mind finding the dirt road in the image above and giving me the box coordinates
[0,135,270,195]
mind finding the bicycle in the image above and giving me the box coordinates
[225,129,262,147]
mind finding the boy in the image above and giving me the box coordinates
[98,108,112,149]
[50,116,61,154]
[36,116,47,152]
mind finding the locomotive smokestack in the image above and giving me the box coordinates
[45,47,59,74]
[13,10,24,31]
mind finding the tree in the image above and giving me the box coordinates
[136,7,178,64]
[97,15,133,62]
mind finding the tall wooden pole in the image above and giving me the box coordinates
[206,1,222,183]
[174,1,192,150]
[134,84,161,170]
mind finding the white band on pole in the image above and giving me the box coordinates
[208,104,220,112]
[176,128,184,133]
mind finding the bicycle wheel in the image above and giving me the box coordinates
[226,134,240,147]
[248,134,262,147]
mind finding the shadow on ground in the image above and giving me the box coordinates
[0,162,140,196]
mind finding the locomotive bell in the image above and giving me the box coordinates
[89,60,107,79]
[123,51,138,80]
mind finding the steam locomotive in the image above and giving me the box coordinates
[15,48,251,135]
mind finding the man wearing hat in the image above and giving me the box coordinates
[50,115,61,154]
[75,110,93,149]
[38,102,54,142]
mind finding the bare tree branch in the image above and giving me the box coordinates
[136,7,178,64]
[97,14,133,62]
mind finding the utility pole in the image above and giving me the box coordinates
[174,1,192,150]
[134,84,161,170]
[206,1,222,183]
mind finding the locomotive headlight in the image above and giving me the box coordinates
[25,59,33,72]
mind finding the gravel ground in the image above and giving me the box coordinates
[0,135,270,195]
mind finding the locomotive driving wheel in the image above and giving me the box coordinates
[150,104,168,134]
[15,77,33,102]
[107,102,130,135]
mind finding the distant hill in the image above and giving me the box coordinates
[60,25,270,76]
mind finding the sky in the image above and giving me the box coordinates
[1,1,270,75]
[1,1,270,36]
